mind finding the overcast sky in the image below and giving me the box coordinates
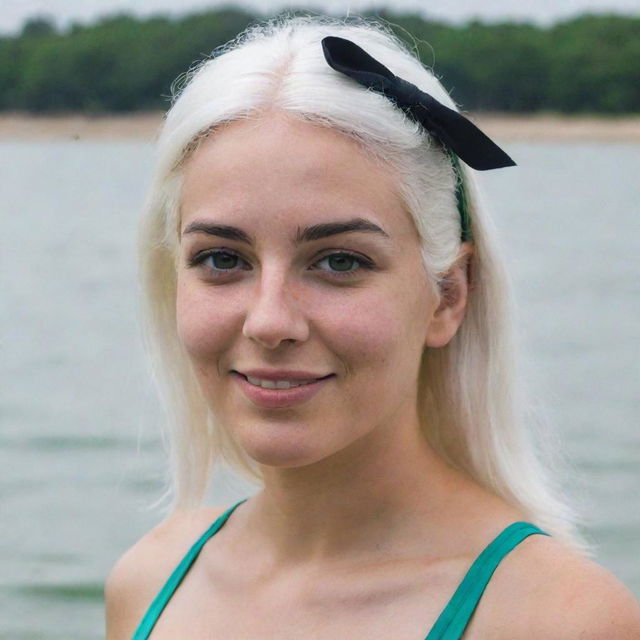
[2,0,638,34]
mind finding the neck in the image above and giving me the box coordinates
[240,416,478,567]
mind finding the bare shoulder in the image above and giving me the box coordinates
[479,533,640,639]
[104,505,228,640]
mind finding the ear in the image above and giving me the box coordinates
[424,242,474,349]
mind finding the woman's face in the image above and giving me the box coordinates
[177,113,459,468]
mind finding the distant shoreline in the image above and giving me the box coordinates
[1,111,639,142]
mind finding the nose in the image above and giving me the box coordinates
[242,268,309,349]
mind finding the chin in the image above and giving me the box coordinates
[237,427,330,469]
[245,443,322,469]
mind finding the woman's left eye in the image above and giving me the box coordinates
[312,252,375,277]
[187,249,374,278]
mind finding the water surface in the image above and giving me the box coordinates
[1,140,638,639]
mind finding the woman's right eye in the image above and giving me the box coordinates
[188,249,247,274]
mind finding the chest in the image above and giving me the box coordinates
[146,555,511,640]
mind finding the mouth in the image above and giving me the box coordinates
[232,371,335,384]
[230,371,335,408]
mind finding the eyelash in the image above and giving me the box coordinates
[187,248,375,279]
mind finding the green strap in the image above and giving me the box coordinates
[424,521,550,640]
[132,499,247,640]
[132,508,546,640]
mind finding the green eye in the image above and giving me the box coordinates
[209,252,241,270]
[314,252,371,276]
[188,249,375,279]
[189,250,248,271]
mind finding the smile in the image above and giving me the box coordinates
[231,372,335,408]
[245,375,328,389]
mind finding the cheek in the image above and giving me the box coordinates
[317,289,413,372]
[331,280,431,416]
[175,279,234,362]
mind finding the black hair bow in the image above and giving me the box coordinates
[321,36,516,171]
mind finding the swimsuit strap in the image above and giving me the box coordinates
[132,498,247,640]
[132,509,547,640]
[424,521,550,640]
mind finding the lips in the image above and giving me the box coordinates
[231,371,335,409]
[234,371,333,383]
[233,368,334,382]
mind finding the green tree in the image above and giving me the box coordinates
[3,9,639,113]
[548,14,640,113]
[21,16,57,38]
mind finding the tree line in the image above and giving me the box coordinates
[0,8,638,113]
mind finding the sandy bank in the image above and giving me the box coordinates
[1,111,639,142]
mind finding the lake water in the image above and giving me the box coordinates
[1,140,639,638]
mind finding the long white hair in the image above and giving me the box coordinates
[137,14,593,555]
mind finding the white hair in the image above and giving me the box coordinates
[137,14,593,555]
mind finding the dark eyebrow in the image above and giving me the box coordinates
[181,217,391,244]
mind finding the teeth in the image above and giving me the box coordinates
[246,376,317,389]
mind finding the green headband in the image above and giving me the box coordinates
[448,150,472,242]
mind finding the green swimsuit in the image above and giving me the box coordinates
[132,499,549,639]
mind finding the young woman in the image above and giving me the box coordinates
[105,16,640,639]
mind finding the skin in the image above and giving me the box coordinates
[105,111,640,639]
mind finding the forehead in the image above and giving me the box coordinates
[179,113,420,243]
